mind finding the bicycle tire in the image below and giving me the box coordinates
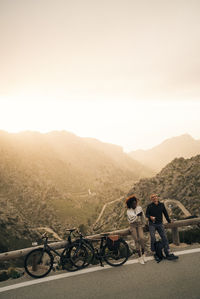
[104,238,129,267]
[75,238,95,268]
[24,248,53,278]
[61,243,88,271]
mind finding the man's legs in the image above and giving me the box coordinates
[149,224,156,253]
[156,224,170,256]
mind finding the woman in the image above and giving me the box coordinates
[126,195,146,264]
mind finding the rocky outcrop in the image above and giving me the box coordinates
[93,155,200,232]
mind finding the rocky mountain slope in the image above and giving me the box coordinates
[0,130,152,251]
[129,134,200,173]
[93,155,200,233]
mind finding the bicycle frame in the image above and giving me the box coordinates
[44,243,64,257]
[42,229,74,256]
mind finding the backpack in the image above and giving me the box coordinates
[154,240,164,262]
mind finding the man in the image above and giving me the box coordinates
[146,194,177,261]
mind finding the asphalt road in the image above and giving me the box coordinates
[0,250,200,299]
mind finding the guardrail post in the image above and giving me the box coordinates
[172,227,180,246]
[32,253,38,272]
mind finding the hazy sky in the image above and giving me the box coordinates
[0,0,200,151]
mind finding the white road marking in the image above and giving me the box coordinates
[174,247,200,255]
[0,247,200,293]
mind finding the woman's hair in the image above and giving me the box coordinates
[126,195,138,209]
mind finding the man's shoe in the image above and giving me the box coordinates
[166,253,179,260]
[154,254,161,263]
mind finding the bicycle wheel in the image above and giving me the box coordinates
[61,243,88,271]
[104,239,129,267]
[24,248,53,278]
[75,239,95,268]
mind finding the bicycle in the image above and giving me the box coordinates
[24,229,88,279]
[70,232,129,268]
[62,230,95,269]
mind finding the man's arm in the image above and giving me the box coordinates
[146,204,156,222]
[163,204,171,223]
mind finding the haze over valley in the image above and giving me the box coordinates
[0,130,200,252]
[0,130,152,251]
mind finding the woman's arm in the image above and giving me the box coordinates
[127,209,137,223]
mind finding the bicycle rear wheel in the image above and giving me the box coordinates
[61,243,88,271]
[75,239,95,268]
[104,239,129,267]
[24,248,53,278]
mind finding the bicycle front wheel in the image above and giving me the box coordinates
[61,244,88,271]
[104,239,129,267]
[24,248,53,278]
[75,239,95,268]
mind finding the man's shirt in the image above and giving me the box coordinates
[146,202,171,224]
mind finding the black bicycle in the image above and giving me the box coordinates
[70,232,129,268]
[24,229,88,278]
[62,230,95,269]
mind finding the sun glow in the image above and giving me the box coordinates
[0,97,200,151]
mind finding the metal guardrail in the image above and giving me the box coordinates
[0,218,200,262]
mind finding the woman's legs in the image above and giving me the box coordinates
[130,224,145,259]
[130,225,141,256]
[137,226,145,254]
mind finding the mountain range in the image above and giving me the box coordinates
[1,130,200,252]
[129,134,200,173]
[0,130,152,251]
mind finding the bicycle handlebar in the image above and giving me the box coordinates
[41,232,48,239]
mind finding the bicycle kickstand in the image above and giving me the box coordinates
[96,250,104,267]
[99,257,104,267]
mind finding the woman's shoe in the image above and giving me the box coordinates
[138,257,145,265]
[142,254,147,263]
